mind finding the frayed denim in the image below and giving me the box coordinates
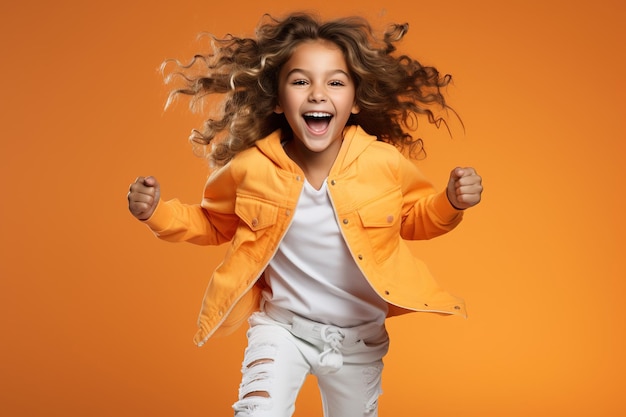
[233,304,389,417]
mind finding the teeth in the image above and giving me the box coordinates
[304,112,332,118]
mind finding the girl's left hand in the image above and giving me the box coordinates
[446,167,483,210]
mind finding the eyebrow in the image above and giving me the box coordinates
[285,68,351,78]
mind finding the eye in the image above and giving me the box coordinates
[291,79,309,86]
[329,80,346,87]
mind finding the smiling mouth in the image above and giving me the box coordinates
[303,112,332,132]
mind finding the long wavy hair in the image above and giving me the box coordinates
[163,12,454,166]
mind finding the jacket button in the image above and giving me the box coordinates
[384,290,390,295]
[296,175,301,181]
[330,179,336,185]
[342,219,349,225]
[454,305,461,310]
[387,215,394,223]
[285,210,291,216]
[358,254,363,260]
[251,218,259,228]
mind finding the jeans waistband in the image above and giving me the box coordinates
[263,302,384,344]
[263,301,389,374]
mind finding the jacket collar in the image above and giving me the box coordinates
[254,125,377,174]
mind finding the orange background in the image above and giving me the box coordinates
[1,0,624,416]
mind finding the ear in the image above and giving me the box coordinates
[274,102,284,114]
[351,102,360,114]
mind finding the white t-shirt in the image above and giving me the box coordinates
[262,179,388,327]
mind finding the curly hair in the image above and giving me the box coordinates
[163,12,454,166]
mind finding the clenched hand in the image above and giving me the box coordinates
[128,176,161,220]
[446,167,483,210]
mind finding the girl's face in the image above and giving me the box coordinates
[275,40,359,158]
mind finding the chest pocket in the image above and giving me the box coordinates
[234,194,279,262]
[357,187,402,263]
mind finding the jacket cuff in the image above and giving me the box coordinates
[142,198,177,233]
[433,190,464,220]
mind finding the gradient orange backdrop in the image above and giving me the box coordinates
[1,0,624,416]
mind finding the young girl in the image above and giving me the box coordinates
[128,12,482,417]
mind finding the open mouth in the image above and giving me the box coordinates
[303,112,333,132]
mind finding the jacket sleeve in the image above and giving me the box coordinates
[142,163,239,245]
[398,154,464,240]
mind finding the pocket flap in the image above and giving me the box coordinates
[235,194,279,231]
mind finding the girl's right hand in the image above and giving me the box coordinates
[128,176,161,220]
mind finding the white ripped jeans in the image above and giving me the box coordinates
[232,303,390,417]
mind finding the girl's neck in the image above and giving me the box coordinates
[284,139,340,190]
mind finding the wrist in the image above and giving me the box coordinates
[446,190,465,211]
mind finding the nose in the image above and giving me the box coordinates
[308,86,327,103]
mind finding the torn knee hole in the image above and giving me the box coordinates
[246,358,274,368]
[239,344,277,401]
[243,390,270,399]
[242,359,273,399]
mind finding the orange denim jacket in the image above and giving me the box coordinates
[144,125,466,346]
